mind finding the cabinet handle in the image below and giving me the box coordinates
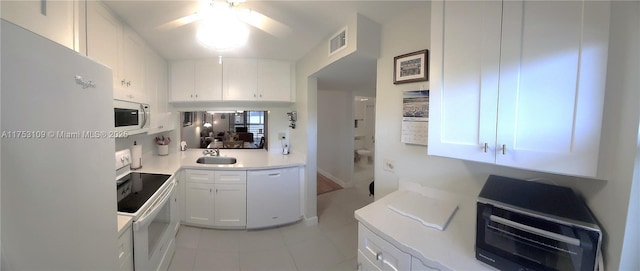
[195,94,198,98]
[376,252,383,261]
[357,263,362,271]
[210,188,212,193]
[259,94,262,98]
[253,94,257,98]
[483,143,488,153]
[121,79,126,86]
[127,81,131,87]
[502,144,506,155]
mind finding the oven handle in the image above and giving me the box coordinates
[134,180,175,231]
[489,215,581,246]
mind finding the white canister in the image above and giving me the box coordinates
[157,144,169,156]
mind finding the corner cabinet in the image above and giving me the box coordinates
[170,59,223,102]
[428,0,610,178]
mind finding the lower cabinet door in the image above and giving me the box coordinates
[213,184,246,227]
[185,182,214,225]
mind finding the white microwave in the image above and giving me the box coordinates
[114,99,150,135]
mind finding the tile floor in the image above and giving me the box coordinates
[168,165,374,271]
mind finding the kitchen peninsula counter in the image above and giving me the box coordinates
[132,149,305,175]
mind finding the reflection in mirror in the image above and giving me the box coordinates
[180,111,268,149]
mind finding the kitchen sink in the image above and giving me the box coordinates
[196,156,237,165]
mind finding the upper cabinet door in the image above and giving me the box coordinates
[222,58,258,101]
[428,0,502,164]
[121,26,146,94]
[429,0,610,177]
[195,59,223,101]
[86,1,122,87]
[258,60,292,102]
[495,1,610,177]
[1,0,76,50]
[170,60,195,102]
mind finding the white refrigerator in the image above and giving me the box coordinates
[1,20,119,269]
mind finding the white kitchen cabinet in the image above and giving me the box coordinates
[146,48,174,135]
[119,26,146,96]
[0,0,77,50]
[428,0,610,177]
[358,223,412,271]
[185,181,215,225]
[117,223,133,271]
[223,58,292,102]
[184,169,246,228]
[87,1,147,103]
[257,60,292,101]
[170,59,223,102]
[222,58,259,101]
[246,167,301,229]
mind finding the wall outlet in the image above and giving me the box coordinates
[383,159,395,173]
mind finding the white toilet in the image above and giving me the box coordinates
[356,149,373,166]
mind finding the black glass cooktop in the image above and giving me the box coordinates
[117,172,171,213]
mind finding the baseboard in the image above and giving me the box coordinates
[304,216,318,225]
[317,168,351,188]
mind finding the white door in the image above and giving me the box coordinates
[121,26,146,95]
[185,182,214,225]
[213,184,246,227]
[170,60,195,102]
[223,58,258,101]
[495,0,609,177]
[428,0,502,163]
[257,60,291,101]
[86,1,121,88]
[195,59,223,101]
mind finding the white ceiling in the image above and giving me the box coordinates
[103,0,427,92]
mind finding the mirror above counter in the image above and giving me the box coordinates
[180,111,267,150]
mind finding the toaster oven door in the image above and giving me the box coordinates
[476,203,599,271]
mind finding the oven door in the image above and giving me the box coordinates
[132,180,177,271]
[476,203,599,271]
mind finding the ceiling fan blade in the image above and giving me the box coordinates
[156,13,201,31]
[237,9,291,38]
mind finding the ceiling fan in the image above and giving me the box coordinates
[156,0,291,39]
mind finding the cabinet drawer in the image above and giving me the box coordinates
[117,226,133,269]
[358,250,382,271]
[214,170,246,184]
[358,223,411,271]
[186,169,215,184]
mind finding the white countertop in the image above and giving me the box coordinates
[132,148,305,175]
[354,183,491,271]
[117,215,132,235]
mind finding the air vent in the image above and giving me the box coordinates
[329,27,347,56]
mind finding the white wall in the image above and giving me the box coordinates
[374,2,639,270]
[318,90,354,187]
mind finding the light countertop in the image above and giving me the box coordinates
[117,215,132,235]
[132,148,305,175]
[354,183,491,270]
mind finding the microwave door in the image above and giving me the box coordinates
[115,108,139,127]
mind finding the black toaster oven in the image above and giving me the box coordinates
[476,175,602,271]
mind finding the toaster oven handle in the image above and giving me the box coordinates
[489,215,581,246]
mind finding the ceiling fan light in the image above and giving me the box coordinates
[196,1,249,51]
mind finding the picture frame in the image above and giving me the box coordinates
[393,49,428,84]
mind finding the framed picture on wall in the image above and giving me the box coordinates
[393,49,428,84]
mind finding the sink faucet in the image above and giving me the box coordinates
[202,147,220,157]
